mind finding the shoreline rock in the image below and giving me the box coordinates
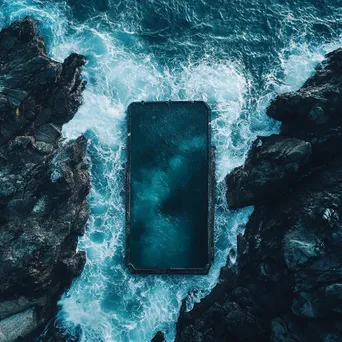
[174,48,342,341]
[0,18,89,341]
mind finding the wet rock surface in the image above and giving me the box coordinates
[174,48,342,341]
[0,18,89,341]
[152,331,166,342]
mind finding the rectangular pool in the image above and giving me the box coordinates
[126,101,214,274]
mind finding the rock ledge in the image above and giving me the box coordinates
[0,18,89,341]
[175,48,342,342]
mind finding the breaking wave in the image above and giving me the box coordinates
[0,0,341,341]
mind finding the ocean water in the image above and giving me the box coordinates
[129,102,210,271]
[0,1,341,341]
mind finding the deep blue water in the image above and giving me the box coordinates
[129,102,210,271]
[0,0,341,341]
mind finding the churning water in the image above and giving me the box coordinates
[0,0,341,341]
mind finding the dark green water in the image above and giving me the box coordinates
[128,102,210,271]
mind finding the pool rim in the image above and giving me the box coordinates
[125,100,215,275]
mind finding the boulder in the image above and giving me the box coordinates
[0,18,89,341]
[174,48,342,342]
[227,135,311,208]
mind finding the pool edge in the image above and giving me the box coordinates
[125,101,215,275]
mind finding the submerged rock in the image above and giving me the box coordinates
[174,48,342,341]
[0,18,89,341]
[152,331,166,342]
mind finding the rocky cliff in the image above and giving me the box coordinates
[0,18,89,341]
[175,48,342,341]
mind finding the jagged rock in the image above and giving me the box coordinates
[151,331,166,342]
[227,136,312,208]
[174,48,342,341]
[0,18,89,341]
[267,48,342,128]
[0,308,37,342]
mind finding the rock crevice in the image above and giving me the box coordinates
[0,18,89,341]
[175,48,342,342]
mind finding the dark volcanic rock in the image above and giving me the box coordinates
[174,48,342,342]
[0,18,89,341]
[227,135,312,208]
[151,331,166,342]
[267,48,342,128]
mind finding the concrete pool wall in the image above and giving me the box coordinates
[126,101,215,274]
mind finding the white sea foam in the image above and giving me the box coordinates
[271,38,342,94]
[58,35,335,341]
[59,44,253,341]
[1,1,342,342]
[59,34,342,341]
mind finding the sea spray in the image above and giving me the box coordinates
[0,0,341,341]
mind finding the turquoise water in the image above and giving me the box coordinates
[0,0,341,341]
[129,102,210,271]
